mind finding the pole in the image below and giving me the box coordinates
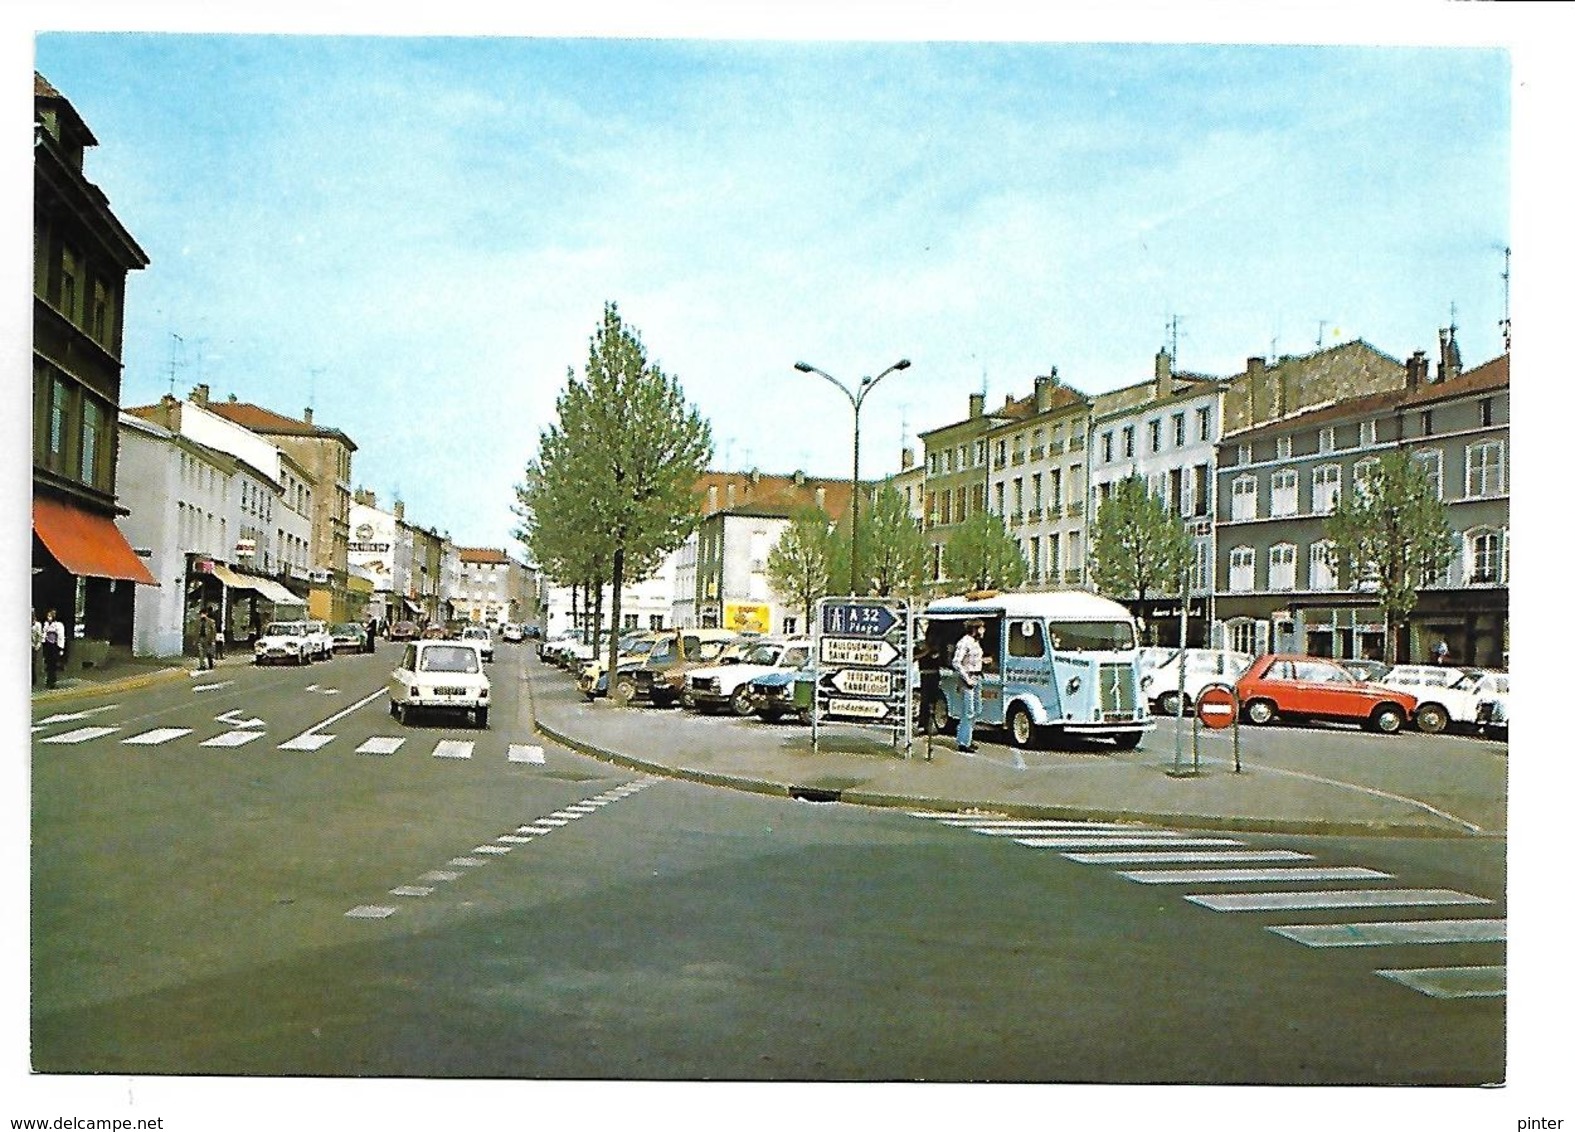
[851,395,862,597]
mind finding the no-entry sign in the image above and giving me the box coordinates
[1196,683,1238,730]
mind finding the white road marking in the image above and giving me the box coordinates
[419,870,461,882]
[968,824,1159,835]
[508,745,546,764]
[497,835,534,844]
[473,845,510,855]
[1268,918,1506,948]
[535,817,571,827]
[390,886,434,897]
[1117,866,1392,885]
[357,736,405,755]
[432,740,473,759]
[1375,965,1506,998]
[1188,888,1493,913]
[1017,836,1246,850]
[215,709,264,728]
[344,905,397,919]
[122,728,192,745]
[942,818,1142,830]
[517,825,556,834]
[191,681,234,693]
[1065,849,1313,865]
[40,726,120,744]
[448,857,484,867]
[202,730,265,747]
[34,705,120,727]
[278,734,336,751]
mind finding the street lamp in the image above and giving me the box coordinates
[793,357,911,596]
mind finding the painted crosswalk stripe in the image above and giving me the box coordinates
[201,730,266,747]
[1118,865,1392,885]
[448,857,485,868]
[418,870,461,883]
[497,835,534,844]
[946,819,1144,830]
[345,905,397,919]
[508,744,546,764]
[279,734,335,751]
[432,740,473,759]
[123,728,193,745]
[1268,918,1506,948]
[517,824,556,835]
[1188,888,1493,913]
[357,736,405,755]
[535,817,571,827]
[41,726,120,744]
[1376,965,1506,998]
[390,885,434,897]
[1017,836,1246,850]
[970,824,1178,836]
[1066,849,1314,866]
[473,845,510,855]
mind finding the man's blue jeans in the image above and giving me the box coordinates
[958,681,981,748]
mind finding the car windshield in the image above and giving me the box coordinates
[742,644,783,665]
[330,624,360,635]
[266,622,306,636]
[1048,620,1137,652]
[418,645,481,674]
[463,628,488,639]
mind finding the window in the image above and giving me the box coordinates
[1420,410,1433,437]
[1101,431,1113,463]
[1122,426,1135,459]
[48,375,68,468]
[1231,475,1258,522]
[975,440,987,465]
[1467,529,1505,584]
[1236,443,1251,466]
[1318,427,1335,453]
[1360,420,1378,447]
[1413,449,1443,499]
[1008,619,1046,658]
[1268,543,1297,590]
[1191,537,1210,592]
[60,246,80,321]
[1465,441,1505,497]
[1353,457,1380,502]
[1173,413,1186,447]
[1229,546,1256,592]
[1149,419,1162,453]
[1049,468,1062,510]
[1270,469,1298,517]
[1192,464,1210,516]
[1196,407,1212,441]
[1309,540,1337,590]
[1027,537,1041,580]
[1031,473,1043,511]
[1276,436,1292,460]
[1480,398,1494,428]
[1311,464,1340,513]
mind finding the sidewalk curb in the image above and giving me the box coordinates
[530,708,1474,840]
[30,665,192,705]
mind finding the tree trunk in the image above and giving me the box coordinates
[608,546,625,700]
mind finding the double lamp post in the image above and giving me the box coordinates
[793,357,911,597]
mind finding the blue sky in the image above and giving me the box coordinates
[22,21,1525,554]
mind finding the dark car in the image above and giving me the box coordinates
[388,620,420,642]
[1234,654,1418,734]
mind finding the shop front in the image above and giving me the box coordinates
[32,495,159,670]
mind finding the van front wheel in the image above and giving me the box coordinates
[1007,705,1037,749]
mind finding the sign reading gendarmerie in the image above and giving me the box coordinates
[813,597,912,752]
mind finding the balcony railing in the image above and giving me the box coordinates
[1029,446,1045,461]
[1011,452,1026,466]
[1027,508,1043,522]
[1067,501,1084,518]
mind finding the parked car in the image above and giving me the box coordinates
[1234,654,1418,734]
[579,631,664,699]
[388,620,420,642]
[684,639,813,715]
[1375,666,1508,735]
[253,620,313,666]
[1140,648,1253,716]
[329,622,368,654]
[1338,658,1391,683]
[304,620,335,660]
[1138,646,1178,676]
[500,622,526,643]
[386,639,491,727]
[1475,676,1509,738]
[460,625,494,662]
[422,624,450,640]
[750,667,815,724]
[618,629,741,707]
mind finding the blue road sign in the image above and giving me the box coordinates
[820,602,899,638]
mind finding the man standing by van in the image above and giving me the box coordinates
[953,619,987,753]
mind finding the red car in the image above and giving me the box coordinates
[1234,654,1418,734]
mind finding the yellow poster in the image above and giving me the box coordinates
[724,602,771,634]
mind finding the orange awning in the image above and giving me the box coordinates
[33,496,159,586]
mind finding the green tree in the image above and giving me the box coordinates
[944,508,1027,592]
[854,484,930,598]
[765,506,839,631]
[516,303,712,690]
[1322,449,1454,665]
[1088,473,1192,640]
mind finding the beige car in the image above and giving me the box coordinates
[616,628,744,707]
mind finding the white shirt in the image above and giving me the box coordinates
[953,632,984,687]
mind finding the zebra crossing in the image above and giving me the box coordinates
[908,811,1506,1000]
[34,715,546,765]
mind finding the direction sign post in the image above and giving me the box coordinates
[812,597,913,756]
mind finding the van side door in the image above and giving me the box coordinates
[1006,617,1059,718]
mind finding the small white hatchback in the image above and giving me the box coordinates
[388,640,491,727]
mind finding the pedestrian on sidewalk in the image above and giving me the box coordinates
[198,608,217,671]
[31,609,44,687]
[41,608,65,689]
[915,624,943,736]
[952,618,987,753]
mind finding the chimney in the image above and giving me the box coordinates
[815,486,826,511]
[191,383,210,407]
[968,393,984,419]
[725,482,736,509]
[1155,349,1174,399]
[157,393,180,429]
[394,500,405,521]
[1405,350,1430,391]
[1034,375,1053,413]
[706,484,719,512]
[901,447,914,470]
[304,407,314,426]
[1246,357,1267,425]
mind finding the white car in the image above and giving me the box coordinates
[500,622,526,643]
[1378,665,1509,735]
[1141,648,1253,716]
[387,640,491,727]
[304,619,334,661]
[254,620,314,666]
[684,639,813,715]
[460,625,494,662]
[1475,675,1509,738]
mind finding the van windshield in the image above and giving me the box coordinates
[1048,620,1136,652]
